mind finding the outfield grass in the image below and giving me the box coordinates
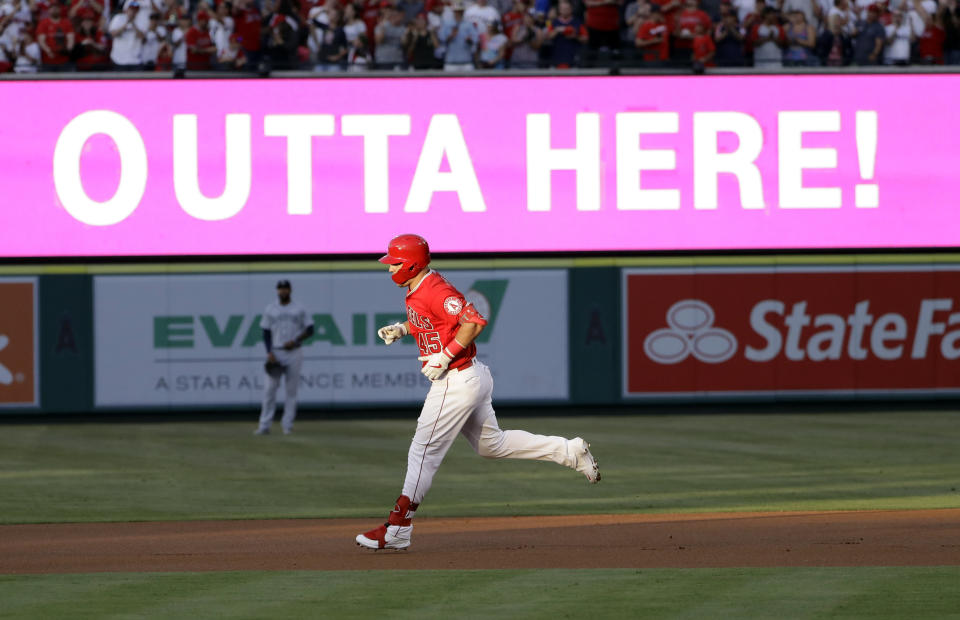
[2,567,960,620]
[0,411,958,523]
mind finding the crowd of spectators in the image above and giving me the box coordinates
[1,0,959,73]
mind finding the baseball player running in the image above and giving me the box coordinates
[255,279,315,436]
[356,234,600,551]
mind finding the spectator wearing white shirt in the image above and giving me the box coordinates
[7,0,30,25]
[170,12,190,69]
[343,2,366,42]
[209,1,235,56]
[13,29,40,72]
[217,32,247,68]
[883,7,915,61]
[109,1,145,69]
[140,11,167,68]
[464,0,500,32]
[852,0,874,18]
[732,0,757,22]
[905,0,933,38]
[427,0,447,61]
[342,2,369,69]
[126,0,163,32]
[828,0,858,34]
[0,2,16,49]
[751,6,785,65]
[477,18,507,66]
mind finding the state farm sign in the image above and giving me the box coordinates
[624,266,960,397]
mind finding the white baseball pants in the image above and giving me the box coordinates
[258,350,302,433]
[401,359,579,505]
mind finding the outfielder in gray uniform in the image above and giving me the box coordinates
[255,280,315,436]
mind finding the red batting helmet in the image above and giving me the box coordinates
[379,234,430,285]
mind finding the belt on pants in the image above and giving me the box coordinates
[449,358,474,373]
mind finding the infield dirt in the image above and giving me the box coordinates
[2,509,959,574]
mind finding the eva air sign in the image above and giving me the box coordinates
[152,279,509,350]
[94,272,565,407]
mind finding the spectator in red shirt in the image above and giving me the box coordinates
[360,0,382,55]
[672,0,711,64]
[186,10,216,69]
[915,0,945,64]
[68,0,103,26]
[233,0,263,66]
[691,21,715,67]
[650,0,682,32]
[917,19,945,63]
[36,1,75,70]
[584,0,622,52]
[74,13,108,69]
[502,0,525,39]
[635,3,670,65]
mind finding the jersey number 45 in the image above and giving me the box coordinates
[417,332,442,356]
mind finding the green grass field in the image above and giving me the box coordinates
[1,410,959,618]
[3,567,960,620]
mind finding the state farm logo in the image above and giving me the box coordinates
[0,334,12,385]
[644,300,737,364]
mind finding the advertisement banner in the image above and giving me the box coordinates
[94,271,567,407]
[2,75,958,257]
[624,266,960,397]
[0,278,38,407]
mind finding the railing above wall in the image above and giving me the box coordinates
[2,65,960,81]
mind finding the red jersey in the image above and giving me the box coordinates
[918,25,945,63]
[502,9,524,38]
[692,32,715,63]
[649,0,679,30]
[36,17,74,64]
[70,0,103,21]
[405,271,486,371]
[186,26,215,69]
[362,0,381,47]
[585,0,620,31]
[636,20,669,61]
[673,8,711,49]
[233,7,262,52]
[76,29,108,69]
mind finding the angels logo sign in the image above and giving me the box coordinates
[443,296,464,315]
[0,279,38,407]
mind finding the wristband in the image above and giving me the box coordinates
[442,338,466,359]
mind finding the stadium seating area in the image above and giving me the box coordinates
[1,0,958,73]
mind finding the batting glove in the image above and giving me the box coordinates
[418,351,453,380]
[377,322,408,345]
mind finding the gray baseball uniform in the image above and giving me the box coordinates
[257,298,313,434]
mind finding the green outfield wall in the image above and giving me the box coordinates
[4,254,960,414]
